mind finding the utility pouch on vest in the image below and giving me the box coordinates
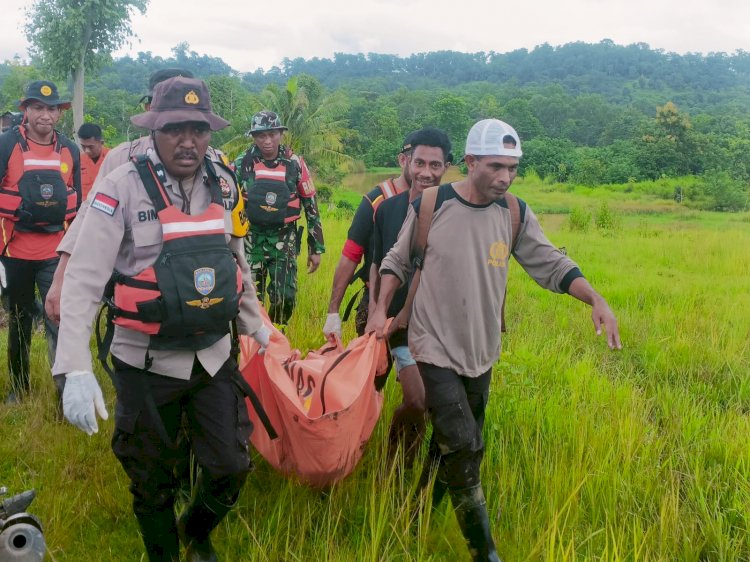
[153,242,241,337]
[14,169,69,232]
[242,152,301,227]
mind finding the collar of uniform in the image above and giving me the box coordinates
[163,165,207,198]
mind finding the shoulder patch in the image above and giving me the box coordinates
[91,193,119,216]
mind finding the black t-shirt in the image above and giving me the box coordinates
[346,185,385,283]
[372,190,411,318]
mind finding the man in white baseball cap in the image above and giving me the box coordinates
[369,118,621,561]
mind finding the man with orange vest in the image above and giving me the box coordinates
[236,111,324,327]
[77,122,110,199]
[0,80,81,404]
[53,76,270,562]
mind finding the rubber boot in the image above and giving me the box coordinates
[450,485,502,562]
[178,474,242,562]
[136,508,180,562]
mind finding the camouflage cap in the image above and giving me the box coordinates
[18,80,71,110]
[249,111,287,134]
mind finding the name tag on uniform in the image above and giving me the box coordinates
[91,193,119,216]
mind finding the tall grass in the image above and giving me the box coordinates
[1,183,748,561]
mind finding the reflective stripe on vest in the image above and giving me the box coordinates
[0,130,77,232]
[245,158,301,227]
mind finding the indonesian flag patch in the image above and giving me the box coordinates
[91,193,119,216]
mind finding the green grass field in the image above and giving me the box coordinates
[1,176,749,561]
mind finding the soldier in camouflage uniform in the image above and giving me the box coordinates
[236,111,324,326]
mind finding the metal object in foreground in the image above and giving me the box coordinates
[0,487,46,562]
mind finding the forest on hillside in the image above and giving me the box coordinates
[1,40,749,210]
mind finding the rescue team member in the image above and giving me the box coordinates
[53,76,271,562]
[323,132,414,340]
[367,128,452,463]
[45,68,197,326]
[0,80,81,404]
[369,119,622,562]
[77,122,110,198]
[236,111,324,327]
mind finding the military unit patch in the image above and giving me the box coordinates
[219,177,231,197]
[194,267,216,296]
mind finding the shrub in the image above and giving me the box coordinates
[332,199,356,220]
[595,202,621,235]
[700,171,749,212]
[567,208,591,232]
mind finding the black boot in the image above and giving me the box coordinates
[450,485,502,562]
[177,502,220,562]
[177,474,244,562]
[136,508,180,562]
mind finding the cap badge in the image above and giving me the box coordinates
[185,90,200,105]
[40,85,52,97]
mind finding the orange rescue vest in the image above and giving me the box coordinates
[110,155,243,351]
[0,128,79,233]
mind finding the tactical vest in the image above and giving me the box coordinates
[0,128,79,233]
[240,150,301,227]
[111,155,243,351]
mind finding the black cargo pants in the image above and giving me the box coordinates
[418,363,492,491]
[110,355,254,522]
[0,255,58,395]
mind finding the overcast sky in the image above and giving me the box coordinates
[4,0,750,73]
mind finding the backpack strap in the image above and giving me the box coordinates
[398,185,439,327]
[505,192,521,251]
[501,192,522,332]
[131,155,171,213]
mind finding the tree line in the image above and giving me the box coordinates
[1,40,749,210]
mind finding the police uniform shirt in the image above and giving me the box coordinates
[53,138,262,380]
[58,137,227,256]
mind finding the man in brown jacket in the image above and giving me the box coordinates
[369,119,622,562]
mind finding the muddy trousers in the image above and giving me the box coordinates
[418,363,500,562]
[110,356,253,562]
[0,256,58,396]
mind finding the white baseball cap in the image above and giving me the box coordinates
[464,119,522,158]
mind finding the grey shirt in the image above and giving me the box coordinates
[380,183,582,377]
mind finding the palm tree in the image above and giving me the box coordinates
[260,75,353,170]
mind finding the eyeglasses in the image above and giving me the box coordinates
[158,123,211,138]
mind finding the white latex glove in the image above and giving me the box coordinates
[323,313,342,340]
[0,261,6,295]
[63,370,108,436]
[252,325,271,354]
